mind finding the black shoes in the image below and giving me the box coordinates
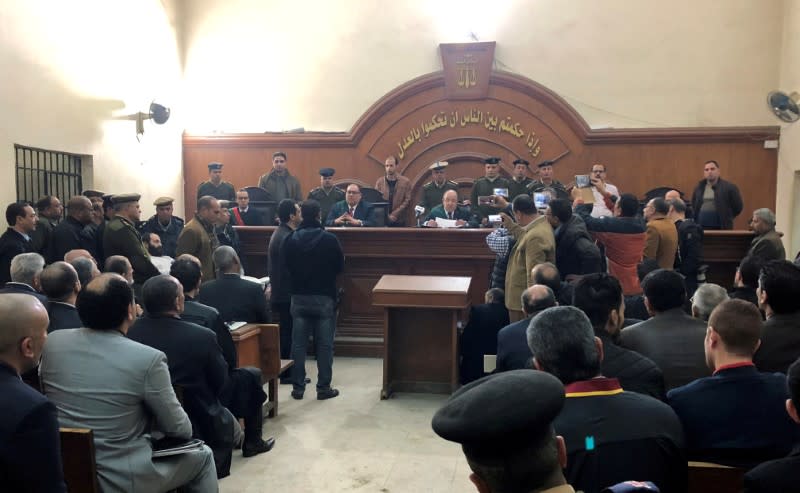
[317,388,340,400]
[291,389,304,400]
[242,437,275,458]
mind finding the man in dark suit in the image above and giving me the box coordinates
[268,199,301,382]
[573,273,666,400]
[0,202,37,286]
[229,189,264,226]
[0,252,48,305]
[0,293,66,492]
[668,299,798,466]
[754,260,800,373]
[496,284,557,373]
[620,269,709,389]
[325,183,376,227]
[129,275,275,478]
[49,195,96,263]
[30,195,62,257]
[40,261,82,332]
[423,189,473,228]
[729,254,762,308]
[745,356,800,491]
[528,306,686,492]
[197,246,270,323]
[459,288,510,384]
[546,198,602,278]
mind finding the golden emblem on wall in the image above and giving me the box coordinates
[456,54,477,88]
[440,42,494,100]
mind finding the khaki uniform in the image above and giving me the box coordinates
[103,216,160,285]
[308,186,345,224]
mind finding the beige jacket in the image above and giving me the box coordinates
[505,215,556,311]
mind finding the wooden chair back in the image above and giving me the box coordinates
[60,427,99,493]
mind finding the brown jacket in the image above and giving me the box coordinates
[176,215,219,282]
[375,175,412,225]
[644,216,678,270]
[504,215,556,312]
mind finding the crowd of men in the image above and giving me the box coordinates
[1,150,798,492]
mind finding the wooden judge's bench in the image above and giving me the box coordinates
[237,226,755,357]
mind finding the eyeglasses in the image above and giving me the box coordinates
[346,191,361,195]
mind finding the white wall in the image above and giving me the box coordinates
[779,0,800,258]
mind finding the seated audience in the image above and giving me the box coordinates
[0,252,47,304]
[40,274,218,492]
[546,198,602,278]
[40,261,82,332]
[424,190,473,227]
[753,260,800,373]
[459,288,510,384]
[496,285,557,372]
[0,294,66,492]
[431,370,575,493]
[0,202,36,286]
[572,273,665,400]
[325,183,376,227]
[744,357,800,491]
[620,269,709,389]
[748,208,786,262]
[668,299,798,466]
[624,258,660,323]
[528,306,686,492]
[105,255,134,284]
[531,262,573,306]
[573,191,647,296]
[63,248,95,263]
[690,283,728,322]
[49,195,95,263]
[142,232,174,274]
[729,254,763,308]
[70,256,100,289]
[197,246,269,323]
[667,197,703,296]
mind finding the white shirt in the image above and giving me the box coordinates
[590,183,619,218]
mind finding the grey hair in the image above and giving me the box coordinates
[10,253,45,285]
[212,245,240,275]
[526,306,600,385]
[753,208,776,228]
[692,283,729,322]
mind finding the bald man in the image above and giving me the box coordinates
[0,294,66,492]
[49,195,96,263]
[424,190,472,227]
[40,261,82,332]
[665,189,694,219]
[496,284,558,372]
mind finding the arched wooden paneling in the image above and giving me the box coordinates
[183,71,779,229]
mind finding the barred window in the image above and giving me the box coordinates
[15,144,85,208]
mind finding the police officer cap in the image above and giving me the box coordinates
[153,196,174,207]
[208,162,223,171]
[82,189,105,198]
[432,370,565,460]
[537,160,555,168]
[513,159,530,167]
[429,161,449,171]
[319,168,336,177]
[484,157,501,165]
[110,193,141,205]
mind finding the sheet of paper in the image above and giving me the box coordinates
[435,217,459,228]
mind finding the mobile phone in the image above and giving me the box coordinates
[533,193,549,209]
[493,188,509,198]
[575,174,591,188]
[478,196,494,206]
[488,214,502,223]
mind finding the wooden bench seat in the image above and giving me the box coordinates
[687,461,745,493]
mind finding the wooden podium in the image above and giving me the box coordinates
[372,275,471,399]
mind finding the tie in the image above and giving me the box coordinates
[448,211,453,220]
[349,207,355,216]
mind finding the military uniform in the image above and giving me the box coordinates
[508,177,533,200]
[197,180,236,202]
[470,176,511,222]
[418,180,459,212]
[103,216,160,286]
[527,179,569,201]
[139,215,185,258]
[308,186,345,224]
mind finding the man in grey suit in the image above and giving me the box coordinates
[40,273,218,493]
[620,269,709,390]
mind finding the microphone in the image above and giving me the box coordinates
[414,205,425,218]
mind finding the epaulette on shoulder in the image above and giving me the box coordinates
[447,180,459,186]
[174,216,185,225]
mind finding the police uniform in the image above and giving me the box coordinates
[197,162,236,201]
[432,370,575,493]
[418,161,458,212]
[102,193,160,286]
[470,157,511,223]
[527,160,569,200]
[307,168,345,222]
[508,159,534,199]
[139,196,185,258]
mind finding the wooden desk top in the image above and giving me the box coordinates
[372,275,471,309]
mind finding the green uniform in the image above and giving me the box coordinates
[527,179,569,201]
[470,176,511,222]
[308,186,345,223]
[418,180,459,212]
[197,180,236,201]
[103,216,159,285]
[508,177,533,200]
[258,170,302,202]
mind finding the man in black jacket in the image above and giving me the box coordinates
[40,262,82,332]
[496,284,557,372]
[753,260,800,373]
[49,196,96,263]
[268,199,301,382]
[667,197,703,296]
[691,160,743,230]
[572,273,665,400]
[285,199,344,400]
[459,288,509,384]
[545,199,601,278]
[197,246,270,324]
[0,202,36,286]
